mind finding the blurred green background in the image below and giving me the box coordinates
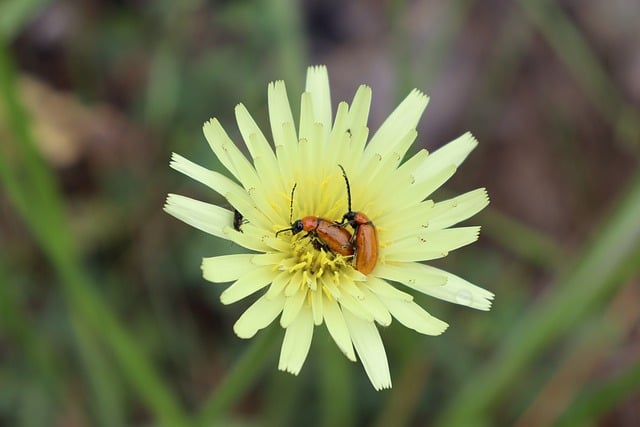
[1,0,639,426]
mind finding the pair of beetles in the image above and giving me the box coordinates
[234,166,378,275]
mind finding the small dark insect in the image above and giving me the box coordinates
[233,209,247,232]
[338,164,378,274]
[275,184,354,256]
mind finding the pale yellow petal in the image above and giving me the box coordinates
[202,118,259,189]
[427,188,490,230]
[280,289,308,328]
[343,309,391,390]
[419,265,495,310]
[164,194,231,239]
[201,254,256,283]
[234,103,277,166]
[347,85,371,133]
[311,288,323,325]
[385,226,481,262]
[275,121,299,186]
[268,80,296,149]
[412,132,477,184]
[321,273,342,300]
[224,188,274,232]
[363,89,428,163]
[325,101,350,166]
[297,122,326,184]
[265,271,292,298]
[298,92,314,143]
[165,162,271,236]
[219,266,276,305]
[284,270,303,297]
[366,276,414,302]
[396,148,429,177]
[344,85,371,167]
[405,164,457,204]
[223,225,273,253]
[169,152,245,198]
[359,286,392,327]
[234,293,285,338]
[322,295,356,361]
[375,262,447,291]
[359,129,417,183]
[383,299,449,335]
[338,292,374,322]
[376,200,434,235]
[278,307,314,375]
[305,65,332,136]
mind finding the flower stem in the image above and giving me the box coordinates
[196,325,279,426]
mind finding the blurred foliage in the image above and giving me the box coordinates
[1,0,639,426]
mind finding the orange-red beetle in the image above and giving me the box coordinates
[276,184,355,256]
[339,165,379,274]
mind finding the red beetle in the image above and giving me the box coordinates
[338,165,379,274]
[276,184,354,256]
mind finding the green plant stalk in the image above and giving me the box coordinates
[437,169,640,426]
[262,0,306,91]
[196,325,279,426]
[513,305,626,427]
[54,252,191,427]
[0,257,62,399]
[145,44,181,126]
[264,365,301,427]
[388,0,411,97]
[70,312,126,427]
[479,7,533,101]
[0,43,191,427]
[373,339,431,427]
[479,207,564,271]
[556,357,640,427]
[517,0,640,148]
[0,49,72,266]
[420,0,476,88]
[319,329,354,427]
[0,0,49,40]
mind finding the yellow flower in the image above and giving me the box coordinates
[165,66,493,390]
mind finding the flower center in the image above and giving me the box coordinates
[289,236,353,285]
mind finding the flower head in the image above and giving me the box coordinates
[165,66,493,390]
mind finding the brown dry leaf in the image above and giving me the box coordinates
[4,74,145,170]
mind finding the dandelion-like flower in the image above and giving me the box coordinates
[165,66,493,390]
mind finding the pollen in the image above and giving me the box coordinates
[289,235,353,281]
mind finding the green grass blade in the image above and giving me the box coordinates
[0,43,191,427]
[0,257,62,400]
[70,313,126,427]
[319,328,355,427]
[196,325,279,426]
[555,357,640,427]
[480,207,564,271]
[0,0,49,40]
[517,0,640,149]
[437,170,640,426]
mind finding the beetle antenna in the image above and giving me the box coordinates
[338,164,352,213]
[276,184,297,237]
[275,227,293,237]
[288,183,297,224]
